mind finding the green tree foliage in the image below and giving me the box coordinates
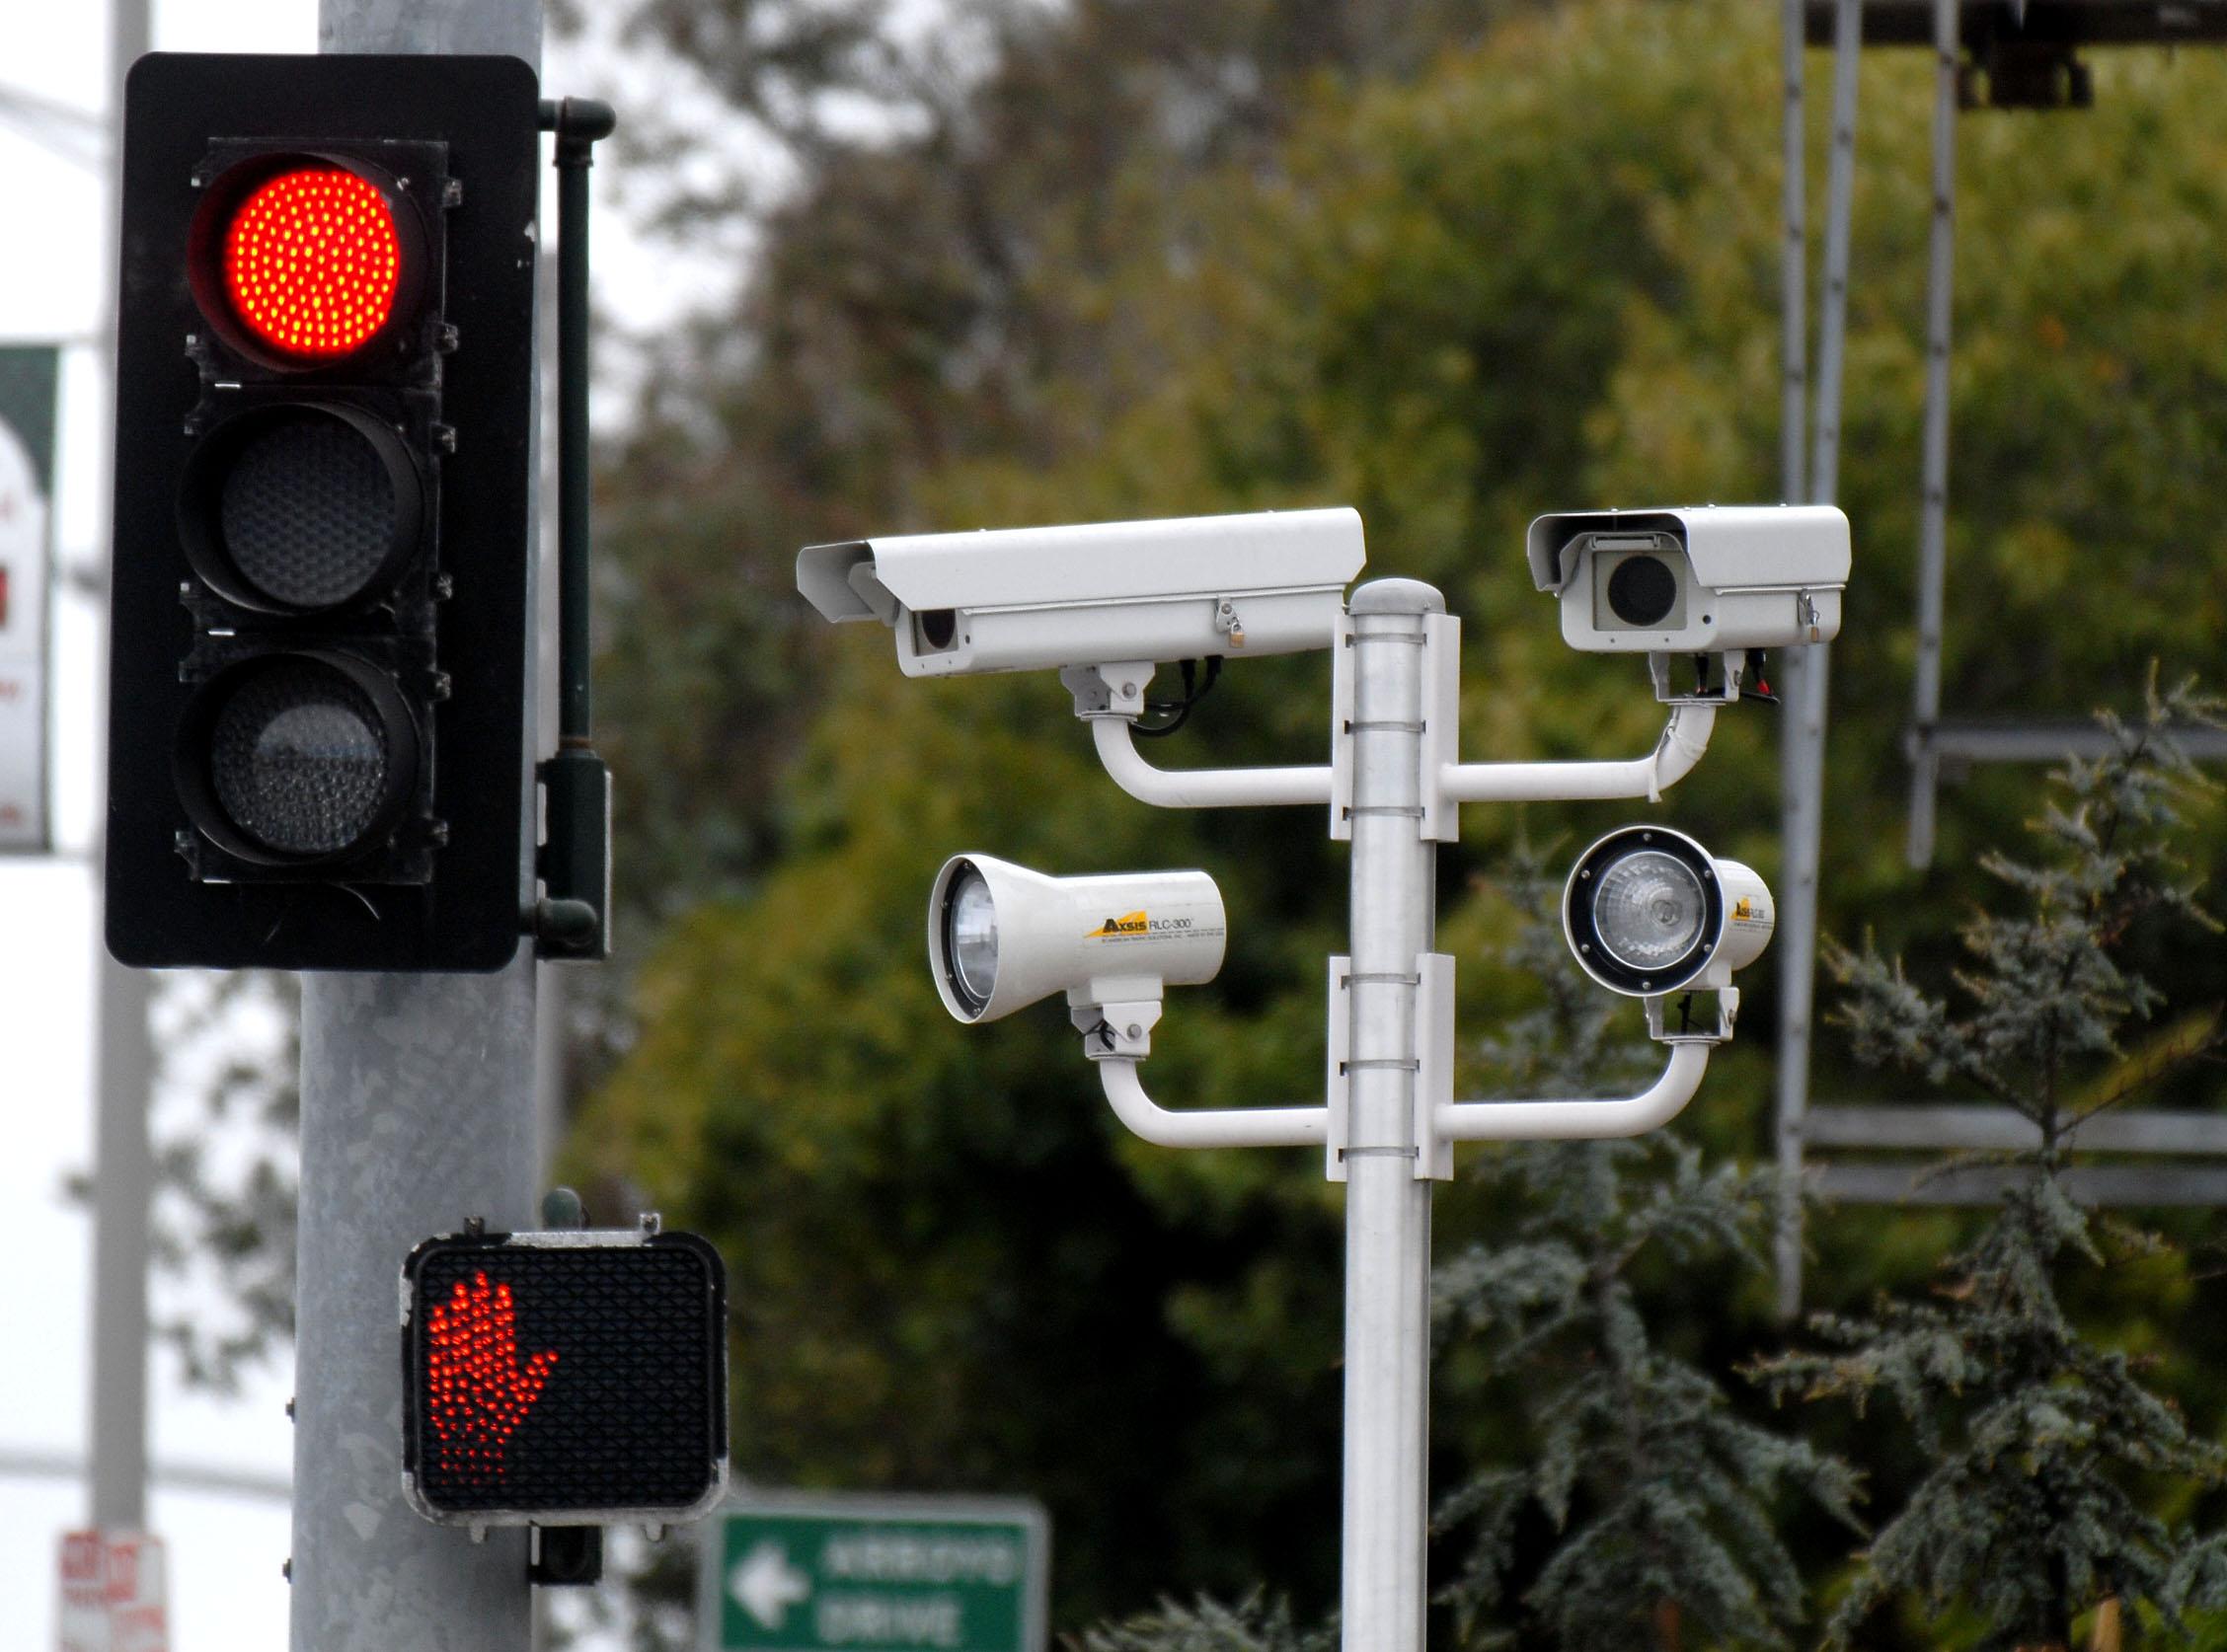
[561,0,2227,1633]
[1755,678,2227,1650]
[1069,1594,1335,1652]
[1432,864,1859,1649]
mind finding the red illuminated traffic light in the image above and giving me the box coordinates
[401,1228,729,1526]
[107,53,539,971]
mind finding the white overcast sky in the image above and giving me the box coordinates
[0,4,750,1647]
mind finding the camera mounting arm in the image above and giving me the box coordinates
[1438,701,1717,807]
[1431,1042,1710,1147]
[1065,662,1335,810]
[1094,1058,1331,1150]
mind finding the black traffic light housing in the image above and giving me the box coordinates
[400,1223,730,1527]
[107,53,539,971]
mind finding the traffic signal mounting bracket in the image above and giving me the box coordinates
[530,97,619,963]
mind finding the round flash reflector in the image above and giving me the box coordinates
[223,167,402,359]
[1562,825,1776,997]
[1591,849,1707,972]
[944,863,1001,1014]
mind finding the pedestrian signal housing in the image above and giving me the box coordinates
[400,1225,729,1526]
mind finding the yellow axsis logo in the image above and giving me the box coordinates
[1089,911,1151,939]
[1732,898,1755,921]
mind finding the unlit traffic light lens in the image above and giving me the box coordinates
[220,409,403,606]
[209,658,393,855]
[1591,849,1707,972]
[224,167,402,359]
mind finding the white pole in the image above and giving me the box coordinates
[1337,578,1441,1652]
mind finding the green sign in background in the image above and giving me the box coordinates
[705,1494,1047,1652]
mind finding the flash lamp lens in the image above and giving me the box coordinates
[946,864,1000,1012]
[1591,849,1707,972]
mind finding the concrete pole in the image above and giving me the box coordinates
[87,0,156,1536]
[1774,0,1862,1319]
[292,4,544,1650]
[1905,0,1959,868]
[1338,578,1442,1652]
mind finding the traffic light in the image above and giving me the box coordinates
[106,53,540,970]
[400,1226,729,1526]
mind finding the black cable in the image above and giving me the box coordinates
[1740,648,1781,706]
[1132,656,1224,738]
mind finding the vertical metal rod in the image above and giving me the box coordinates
[1774,0,1862,1321]
[1771,0,1810,1318]
[1338,579,1441,1652]
[1906,0,1959,868]
[551,103,614,749]
[88,0,156,1538]
[295,3,544,1650]
[1780,0,1808,507]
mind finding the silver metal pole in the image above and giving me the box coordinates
[1774,0,1861,1320]
[1905,0,1959,868]
[1338,578,1441,1652]
[87,0,156,1537]
[293,4,544,1650]
[1780,0,1808,507]
[1771,0,1810,1319]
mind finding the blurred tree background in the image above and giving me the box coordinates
[525,0,2227,1641]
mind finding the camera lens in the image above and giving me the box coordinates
[1605,554,1679,628]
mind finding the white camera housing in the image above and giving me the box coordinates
[1527,505,1850,655]
[798,508,1365,678]
[928,854,1228,1027]
[1562,824,1775,1001]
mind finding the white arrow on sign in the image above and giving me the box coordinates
[731,1539,812,1631]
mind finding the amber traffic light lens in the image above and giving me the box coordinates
[223,167,402,359]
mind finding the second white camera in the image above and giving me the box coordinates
[1527,504,1850,655]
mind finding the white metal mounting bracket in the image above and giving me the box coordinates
[1647,650,1745,708]
[1329,616,1355,840]
[1646,986,1739,1045]
[1061,661,1155,721]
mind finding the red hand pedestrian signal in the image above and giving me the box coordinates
[423,1271,558,1488]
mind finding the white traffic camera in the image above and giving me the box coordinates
[928,855,1226,1045]
[1562,825,1774,1041]
[1527,505,1849,656]
[798,508,1365,678]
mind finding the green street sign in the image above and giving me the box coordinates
[701,1491,1049,1652]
